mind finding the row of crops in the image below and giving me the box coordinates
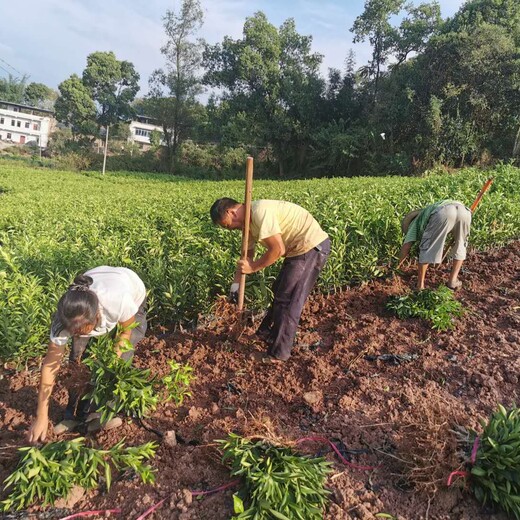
[1,161,519,362]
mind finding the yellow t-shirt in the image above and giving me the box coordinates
[249,200,328,258]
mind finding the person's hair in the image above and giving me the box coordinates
[56,274,99,334]
[210,198,239,225]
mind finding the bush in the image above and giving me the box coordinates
[219,434,332,520]
[456,406,520,519]
[1,438,156,512]
[386,286,464,330]
[84,332,194,422]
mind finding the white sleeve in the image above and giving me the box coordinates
[50,316,70,346]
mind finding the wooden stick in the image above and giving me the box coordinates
[238,157,254,311]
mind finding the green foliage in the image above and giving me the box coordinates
[470,405,520,519]
[203,12,324,175]
[218,434,332,520]
[147,0,204,171]
[386,285,464,330]
[24,82,55,108]
[83,333,194,422]
[161,360,195,406]
[0,162,519,362]
[55,74,97,137]
[0,437,156,512]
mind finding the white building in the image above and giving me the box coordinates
[0,101,55,148]
[129,115,163,148]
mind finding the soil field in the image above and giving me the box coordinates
[1,241,519,520]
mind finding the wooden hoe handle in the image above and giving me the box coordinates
[238,157,254,311]
[470,178,494,213]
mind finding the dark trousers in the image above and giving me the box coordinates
[257,238,330,361]
[64,299,147,420]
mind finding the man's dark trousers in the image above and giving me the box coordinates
[258,238,330,361]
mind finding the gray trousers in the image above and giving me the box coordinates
[419,203,472,264]
[258,238,330,361]
[65,299,147,420]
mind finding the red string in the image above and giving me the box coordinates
[447,470,469,487]
[191,479,241,496]
[295,436,377,471]
[59,510,121,520]
[135,498,167,520]
[446,436,480,487]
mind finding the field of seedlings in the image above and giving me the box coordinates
[1,161,520,520]
[1,161,519,363]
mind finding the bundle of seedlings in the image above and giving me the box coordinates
[386,285,464,330]
[83,333,194,422]
[218,433,332,520]
[1,437,157,512]
[451,405,520,519]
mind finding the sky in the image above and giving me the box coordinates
[0,0,466,98]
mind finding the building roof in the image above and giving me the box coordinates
[0,99,54,115]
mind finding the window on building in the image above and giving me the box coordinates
[33,123,39,131]
[17,121,21,127]
[7,133,12,139]
[11,120,15,126]
[135,128,150,137]
[25,122,30,128]
[0,117,4,124]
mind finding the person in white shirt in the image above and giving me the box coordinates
[27,266,147,443]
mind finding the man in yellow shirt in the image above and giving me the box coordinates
[210,198,330,361]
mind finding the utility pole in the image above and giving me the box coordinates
[102,124,110,175]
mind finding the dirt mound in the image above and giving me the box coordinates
[1,241,519,519]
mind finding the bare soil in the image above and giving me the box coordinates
[1,241,519,520]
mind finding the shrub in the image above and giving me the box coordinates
[218,434,332,520]
[84,332,194,422]
[1,437,156,512]
[470,405,520,519]
[386,286,464,330]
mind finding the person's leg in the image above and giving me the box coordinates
[257,270,283,343]
[121,299,148,361]
[448,259,464,288]
[447,205,471,289]
[418,205,457,289]
[417,263,429,291]
[269,239,330,361]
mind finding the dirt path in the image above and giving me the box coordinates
[1,241,519,520]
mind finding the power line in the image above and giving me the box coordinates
[0,57,28,78]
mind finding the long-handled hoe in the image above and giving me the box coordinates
[231,157,254,339]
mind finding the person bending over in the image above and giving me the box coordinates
[399,200,471,291]
[27,266,147,442]
[210,198,330,362]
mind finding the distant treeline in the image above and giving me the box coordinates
[18,0,520,178]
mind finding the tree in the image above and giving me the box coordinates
[54,74,97,138]
[203,12,325,176]
[147,0,204,172]
[0,74,28,103]
[82,51,140,172]
[391,2,441,66]
[351,0,404,101]
[24,82,56,108]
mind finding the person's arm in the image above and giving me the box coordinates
[28,342,65,443]
[398,241,414,268]
[238,234,285,274]
[115,316,136,357]
[233,245,256,283]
